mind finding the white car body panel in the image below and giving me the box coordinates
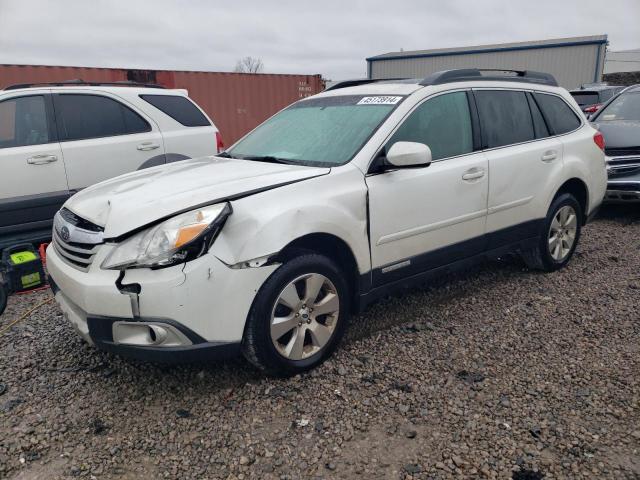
[367,150,488,269]
[211,165,370,273]
[0,140,67,201]
[484,135,564,234]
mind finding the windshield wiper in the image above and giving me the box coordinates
[216,151,233,158]
[239,155,293,165]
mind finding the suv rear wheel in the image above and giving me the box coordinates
[522,193,582,272]
[242,253,349,376]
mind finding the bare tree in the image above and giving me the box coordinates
[234,56,264,74]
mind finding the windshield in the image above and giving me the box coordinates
[595,92,640,121]
[227,95,403,166]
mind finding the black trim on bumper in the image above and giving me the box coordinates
[48,274,59,295]
[86,316,241,364]
[94,339,241,364]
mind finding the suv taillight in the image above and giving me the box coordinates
[215,132,224,153]
[584,103,602,114]
[593,131,605,151]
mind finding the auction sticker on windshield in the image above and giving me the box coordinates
[357,96,403,105]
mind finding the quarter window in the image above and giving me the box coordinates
[526,93,550,139]
[387,91,473,160]
[140,95,210,127]
[0,96,50,148]
[54,94,150,141]
[533,93,581,135]
[475,90,535,148]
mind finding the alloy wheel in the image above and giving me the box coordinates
[270,273,340,360]
[548,205,577,262]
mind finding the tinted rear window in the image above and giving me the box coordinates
[526,93,550,139]
[534,93,581,135]
[140,95,210,127]
[54,94,150,141]
[0,95,50,148]
[475,90,535,148]
[571,92,600,106]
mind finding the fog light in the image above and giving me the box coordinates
[147,325,167,345]
[112,321,193,347]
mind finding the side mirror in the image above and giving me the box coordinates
[386,141,432,168]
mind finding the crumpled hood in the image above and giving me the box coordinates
[64,156,329,238]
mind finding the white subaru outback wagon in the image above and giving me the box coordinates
[47,69,606,376]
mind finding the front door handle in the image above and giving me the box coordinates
[137,142,160,151]
[541,150,558,163]
[462,168,485,181]
[27,154,58,165]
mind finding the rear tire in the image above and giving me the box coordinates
[522,193,582,272]
[242,253,350,377]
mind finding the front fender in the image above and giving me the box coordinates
[210,166,371,274]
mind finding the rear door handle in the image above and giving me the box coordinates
[541,150,558,162]
[462,168,485,181]
[137,142,160,151]
[27,154,58,165]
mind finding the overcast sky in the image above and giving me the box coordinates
[0,0,638,80]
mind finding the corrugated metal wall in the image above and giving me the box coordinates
[0,65,323,144]
[369,44,605,89]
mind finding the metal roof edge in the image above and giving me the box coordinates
[0,63,322,78]
[367,37,609,62]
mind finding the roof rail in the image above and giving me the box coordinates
[419,69,558,87]
[324,78,408,91]
[4,79,166,91]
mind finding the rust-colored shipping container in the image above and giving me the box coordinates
[0,64,324,144]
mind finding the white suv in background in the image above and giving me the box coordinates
[0,81,221,244]
[47,69,606,376]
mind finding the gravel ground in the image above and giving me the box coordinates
[1,205,639,480]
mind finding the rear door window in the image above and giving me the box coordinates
[0,95,50,148]
[54,94,150,141]
[140,95,210,127]
[534,93,581,135]
[474,90,535,148]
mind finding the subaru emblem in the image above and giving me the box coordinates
[60,226,70,242]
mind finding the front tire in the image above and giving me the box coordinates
[522,193,582,272]
[242,253,350,376]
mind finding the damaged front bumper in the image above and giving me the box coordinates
[46,243,278,363]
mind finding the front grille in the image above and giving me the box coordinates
[52,209,104,271]
[608,183,640,192]
[59,207,103,232]
[606,157,640,178]
[605,147,640,157]
[52,230,100,271]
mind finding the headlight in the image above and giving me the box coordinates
[101,203,231,270]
